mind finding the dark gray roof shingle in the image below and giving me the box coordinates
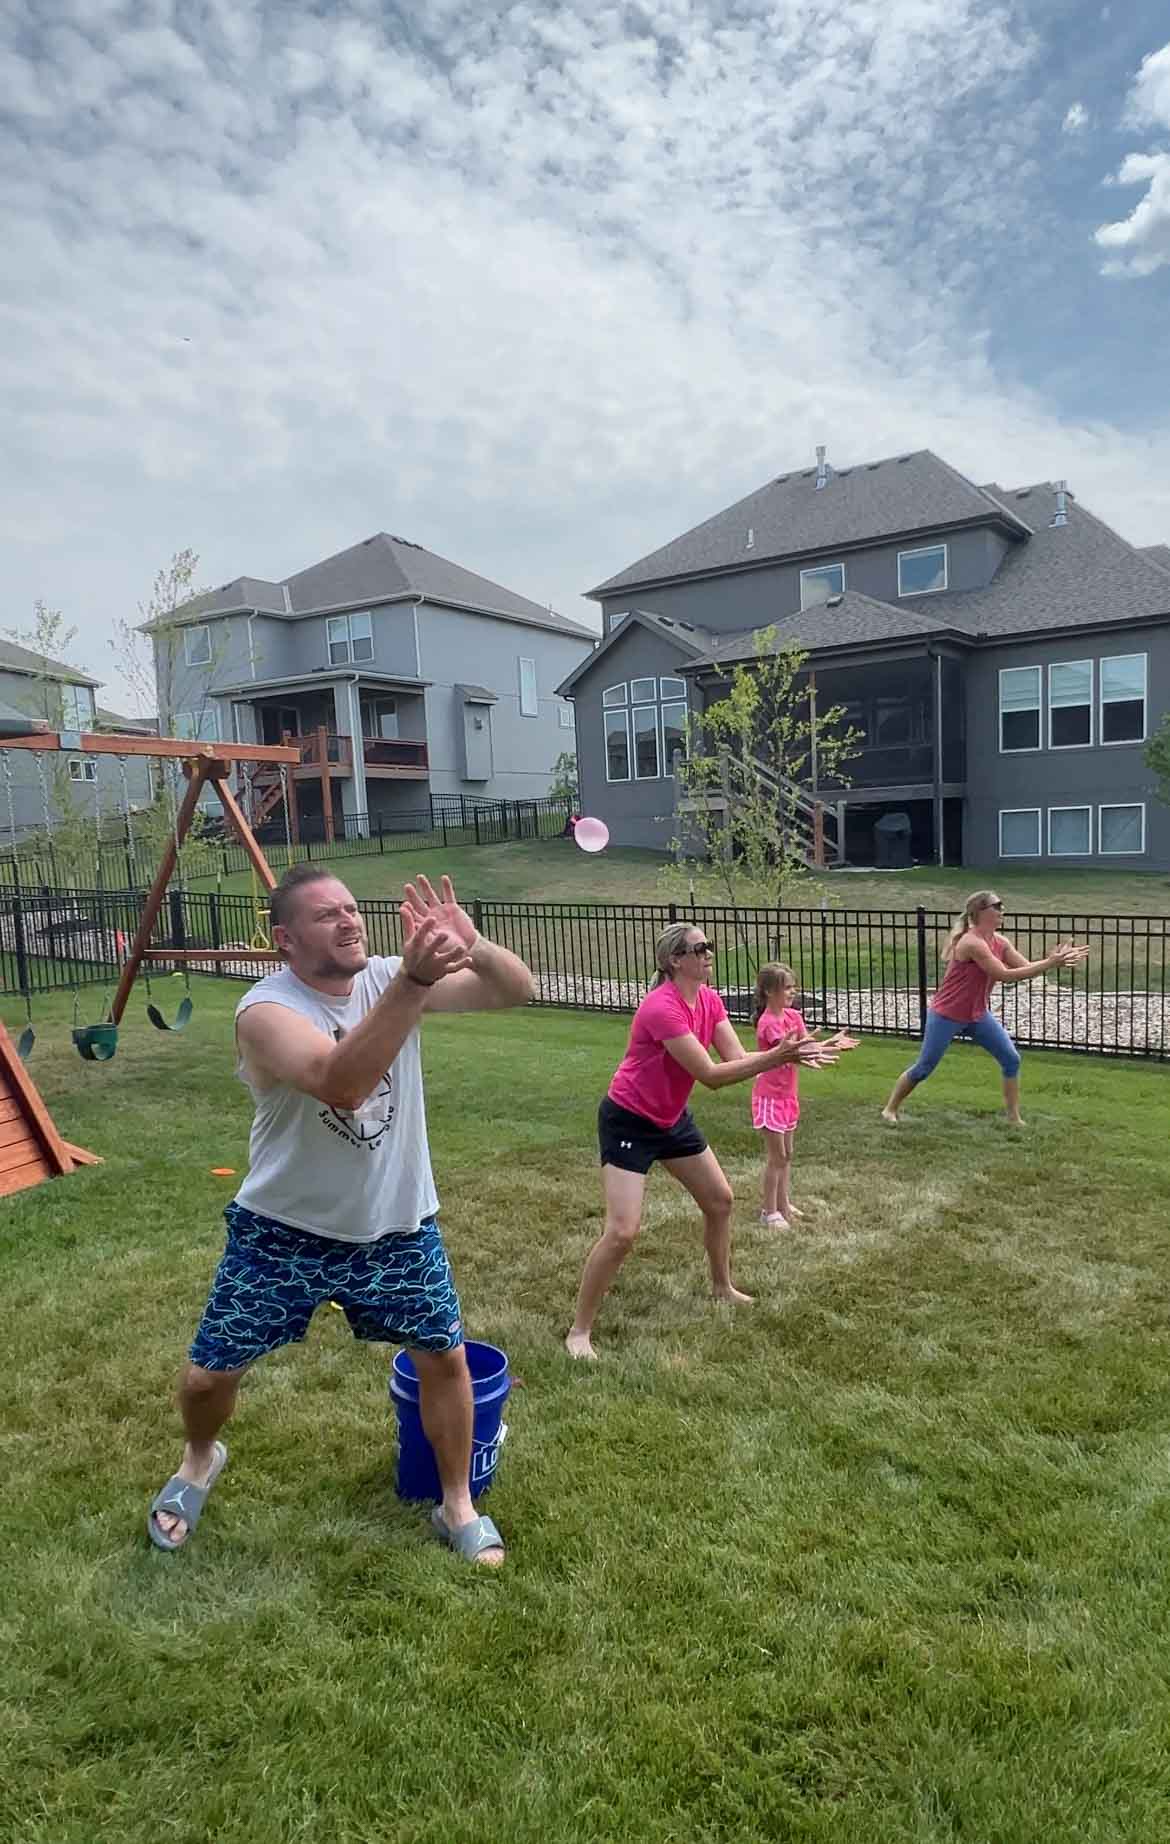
[917,491,1170,638]
[162,536,594,639]
[685,591,957,668]
[589,450,1031,598]
[0,638,98,686]
[1140,543,1170,575]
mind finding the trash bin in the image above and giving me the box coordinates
[874,811,913,868]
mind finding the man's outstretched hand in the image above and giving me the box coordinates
[402,873,478,951]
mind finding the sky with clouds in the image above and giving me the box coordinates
[2,0,1169,711]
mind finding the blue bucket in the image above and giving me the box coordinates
[389,1340,512,1504]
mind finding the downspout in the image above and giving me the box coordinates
[410,594,424,678]
[929,644,944,867]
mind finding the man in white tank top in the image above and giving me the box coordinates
[147,865,533,1568]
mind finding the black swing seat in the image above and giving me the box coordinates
[72,1022,118,1062]
[16,1025,34,1062]
[147,995,194,1034]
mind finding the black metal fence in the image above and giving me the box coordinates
[0,795,572,892]
[1,893,1166,1060]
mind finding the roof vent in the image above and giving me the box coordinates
[746,527,755,550]
[866,462,881,471]
[815,446,829,491]
[838,468,852,477]
[1050,480,1070,528]
[897,455,912,464]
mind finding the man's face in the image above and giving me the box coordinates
[274,877,368,980]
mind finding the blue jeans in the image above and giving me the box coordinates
[905,1009,1021,1086]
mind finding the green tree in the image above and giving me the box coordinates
[663,629,859,921]
[549,749,579,807]
[1145,714,1170,810]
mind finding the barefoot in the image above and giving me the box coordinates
[713,1285,754,1306]
[1005,1116,1027,1129]
[880,1108,899,1126]
[565,1329,599,1360]
[786,1204,805,1220]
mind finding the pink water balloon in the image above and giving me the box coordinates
[573,816,610,854]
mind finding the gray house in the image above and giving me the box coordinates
[0,640,153,846]
[559,450,1170,871]
[144,533,595,836]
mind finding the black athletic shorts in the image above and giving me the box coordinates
[597,1095,707,1175]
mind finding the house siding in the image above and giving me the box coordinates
[964,630,1170,870]
[601,527,1010,636]
[0,669,153,841]
[417,606,589,799]
[575,624,693,850]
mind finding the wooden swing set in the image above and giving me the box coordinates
[0,730,298,1196]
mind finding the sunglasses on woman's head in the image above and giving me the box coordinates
[679,940,715,957]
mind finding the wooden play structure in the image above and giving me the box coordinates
[0,730,298,1194]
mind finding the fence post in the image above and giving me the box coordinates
[169,887,186,952]
[378,814,385,854]
[474,809,482,846]
[668,902,678,924]
[916,906,928,1036]
[472,898,484,934]
[12,890,31,1003]
[210,889,223,978]
[441,812,448,848]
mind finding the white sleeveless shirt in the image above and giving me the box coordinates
[233,956,439,1243]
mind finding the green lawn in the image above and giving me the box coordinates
[190,836,1170,916]
[4,983,1170,1840]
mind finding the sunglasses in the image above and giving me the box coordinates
[679,940,715,957]
[985,900,1005,911]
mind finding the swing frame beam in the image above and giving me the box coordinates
[2,733,299,1022]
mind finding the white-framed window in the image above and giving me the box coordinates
[898,544,948,596]
[632,704,660,779]
[1100,803,1145,854]
[602,683,628,707]
[999,808,1041,857]
[326,611,374,666]
[999,665,1041,752]
[67,757,97,783]
[558,704,575,730]
[1100,653,1147,744]
[800,562,845,608]
[1048,806,1092,855]
[661,700,688,770]
[173,705,221,742]
[630,676,657,704]
[60,683,96,730]
[183,624,211,667]
[604,708,631,781]
[660,676,687,699]
[1048,660,1092,749]
[518,656,538,717]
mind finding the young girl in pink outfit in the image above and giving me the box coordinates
[752,964,806,1229]
[752,964,858,1229]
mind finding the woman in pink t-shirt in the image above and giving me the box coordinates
[565,923,841,1360]
[881,889,1088,1126]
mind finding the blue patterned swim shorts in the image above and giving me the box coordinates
[189,1202,464,1372]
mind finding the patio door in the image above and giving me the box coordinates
[361,698,399,740]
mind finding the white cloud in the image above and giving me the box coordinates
[1124,40,1170,130]
[1096,41,1170,277]
[1062,102,1090,134]
[0,1,1168,709]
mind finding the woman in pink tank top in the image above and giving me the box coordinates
[882,889,1088,1126]
[565,922,845,1360]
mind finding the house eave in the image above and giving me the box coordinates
[218,670,432,698]
[141,590,596,642]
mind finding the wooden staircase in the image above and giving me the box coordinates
[674,752,844,868]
